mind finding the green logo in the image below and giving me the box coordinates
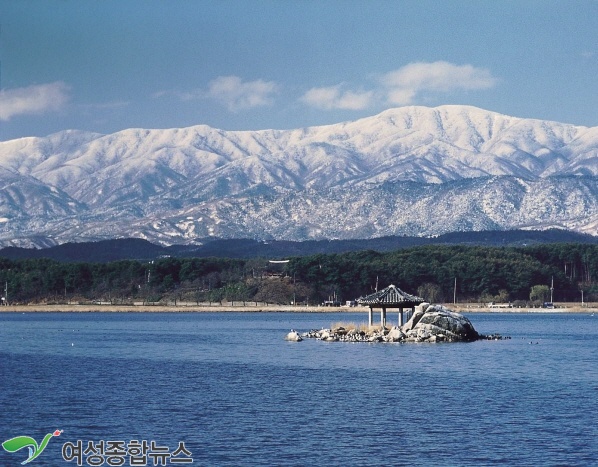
[2,430,62,464]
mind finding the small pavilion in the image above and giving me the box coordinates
[357,284,425,328]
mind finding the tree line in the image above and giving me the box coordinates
[0,243,597,305]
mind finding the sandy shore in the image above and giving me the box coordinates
[0,303,361,313]
[451,303,597,313]
[1,303,596,313]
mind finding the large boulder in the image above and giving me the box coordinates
[385,326,406,342]
[285,330,303,342]
[406,304,479,342]
[402,302,429,332]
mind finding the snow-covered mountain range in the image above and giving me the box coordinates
[1,105,597,247]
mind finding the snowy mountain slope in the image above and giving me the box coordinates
[0,105,596,247]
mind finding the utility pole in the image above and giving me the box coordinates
[3,281,7,306]
[453,277,457,304]
[550,276,554,303]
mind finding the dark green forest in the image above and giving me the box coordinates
[1,244,597,305]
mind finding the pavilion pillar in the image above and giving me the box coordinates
[398,307,404,326]
[368,307,373,327]
[381,307,387,327]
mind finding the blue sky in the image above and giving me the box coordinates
[0,0,596,140]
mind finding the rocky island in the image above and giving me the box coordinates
[285,303,506,343]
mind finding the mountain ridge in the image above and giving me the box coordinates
[1,229,596,263]
[0,105,597,247]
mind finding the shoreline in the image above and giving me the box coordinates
[0,303,596,313]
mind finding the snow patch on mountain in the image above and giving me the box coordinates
[0,105,597,247]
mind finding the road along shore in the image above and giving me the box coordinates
[0,303,596,313]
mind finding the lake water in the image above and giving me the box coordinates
[1,311,597,466]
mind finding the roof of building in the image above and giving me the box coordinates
[357,284,424,307]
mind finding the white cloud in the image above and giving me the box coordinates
[206,76,279,111]
[300,85,373,110]
[381,61,497,105]
[299,61,497,111]
[0,82,70,121]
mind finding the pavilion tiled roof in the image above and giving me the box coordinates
[357,284,424,306]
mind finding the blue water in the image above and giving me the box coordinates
[1,311,597,466]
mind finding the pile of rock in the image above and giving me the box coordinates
[284,330,303,342]
[288,303,505,343]
[401,303,480,342]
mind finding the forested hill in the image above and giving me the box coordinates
[0,229,596,263]
[0,243,597,305]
